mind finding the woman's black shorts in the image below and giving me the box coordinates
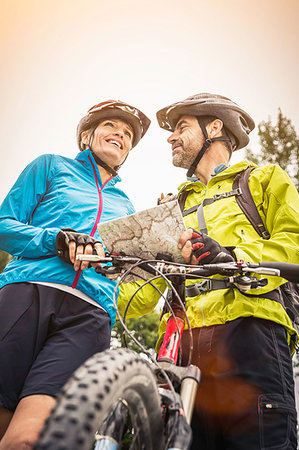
[0,282,111,411]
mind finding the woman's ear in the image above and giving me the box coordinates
[80,130,90,149]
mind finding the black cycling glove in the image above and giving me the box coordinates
[56,228,101,264]
[190,229,235,264]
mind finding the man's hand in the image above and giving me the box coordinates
[178,228,235,264]
[56,229,105,271]
[157,192,177,205]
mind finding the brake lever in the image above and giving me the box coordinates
[191,261,242,276]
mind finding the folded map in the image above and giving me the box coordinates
[98,200,186,280]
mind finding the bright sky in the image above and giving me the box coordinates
[1,0,298,211]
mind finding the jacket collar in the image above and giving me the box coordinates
[75,149,121,186]
[178,160,257,194]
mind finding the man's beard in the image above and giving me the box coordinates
[172,146,193,169]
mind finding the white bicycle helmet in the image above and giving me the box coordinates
[77,100,151,150]
[77,100,150,176]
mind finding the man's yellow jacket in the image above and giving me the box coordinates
[118,161,299,353]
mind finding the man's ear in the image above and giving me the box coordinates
[208,119,223,138]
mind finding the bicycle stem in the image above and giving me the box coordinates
[157,316,185,364]
[157,274,187,365]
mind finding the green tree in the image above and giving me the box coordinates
[246,109,299,189]
[0,249,12,273]
[111,310,161,356]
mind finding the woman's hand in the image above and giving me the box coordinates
[56,229,105,271]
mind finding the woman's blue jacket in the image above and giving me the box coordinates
[0,149,135,325]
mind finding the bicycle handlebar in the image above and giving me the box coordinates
[76,254,299,283]
[258,261,299,283]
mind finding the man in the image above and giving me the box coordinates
[155,93,299,449]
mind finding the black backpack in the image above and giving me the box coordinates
[233,167,299,336]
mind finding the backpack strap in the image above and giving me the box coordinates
[233,167,270,240]
[178,190,189,212]
[181,188,242,217]
[179,167,270,241]
[196,203,207,234]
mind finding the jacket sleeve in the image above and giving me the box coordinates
[234,164,299,290]
[117,277,167,318]
[0,154,60,258]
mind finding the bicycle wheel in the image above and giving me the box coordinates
[35,348,164,450]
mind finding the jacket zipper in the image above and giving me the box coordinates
[241,229,248,242]
[71,156,112,289]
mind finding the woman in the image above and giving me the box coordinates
[0,100,150,449]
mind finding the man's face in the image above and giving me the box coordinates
[167,115,205,169]
[83,118,134,167]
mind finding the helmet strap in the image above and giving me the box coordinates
[88,125,119,177]
[186,118,231,178]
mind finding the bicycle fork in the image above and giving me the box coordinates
[156,313,200,449]
[157,275,201,425]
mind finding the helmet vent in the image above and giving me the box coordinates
[239,116,251,134]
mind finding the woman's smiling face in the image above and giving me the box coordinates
[82,118,134,167]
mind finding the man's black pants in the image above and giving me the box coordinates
[181,317,297,449]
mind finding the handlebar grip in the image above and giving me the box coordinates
[259,261,299,283]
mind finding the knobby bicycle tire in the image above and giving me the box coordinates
[34,348,164,450]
